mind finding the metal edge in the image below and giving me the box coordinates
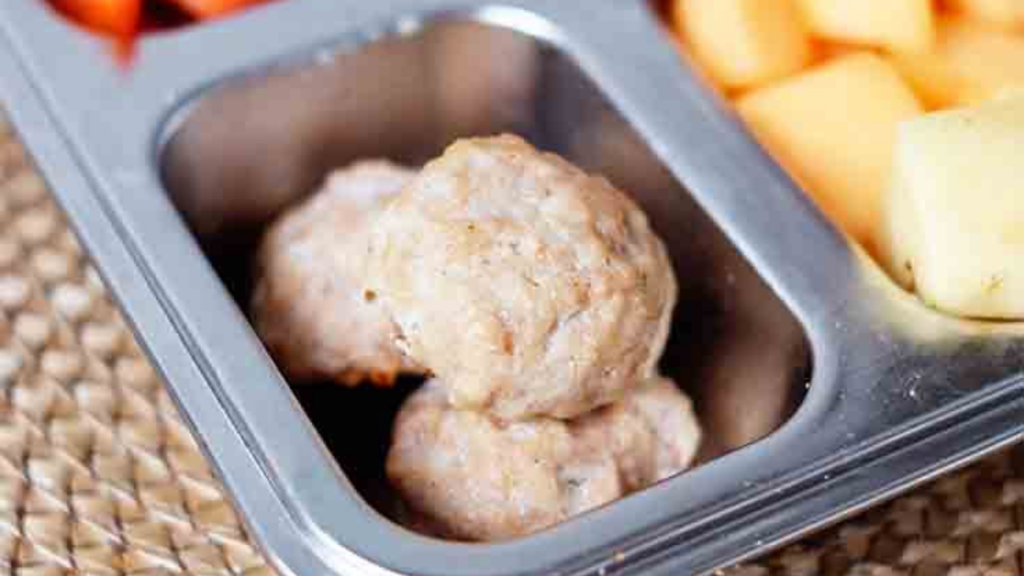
[0,25,358,576]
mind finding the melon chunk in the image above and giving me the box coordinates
[892,17,1024,109]
[881,96,1024,319]
[796,0,935,53]
[946,0,1024,30]
[736,53,922,255]
[671,0,811,90]
[817,42,861,62]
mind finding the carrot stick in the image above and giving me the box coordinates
[50,0,141,39]
[164,0,267,19]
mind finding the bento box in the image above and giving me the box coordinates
[0,1,1021,575]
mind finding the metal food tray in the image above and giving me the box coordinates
[0,1,1021,575]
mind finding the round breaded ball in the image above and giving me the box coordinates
[386,376,700,541]
[369,135,677,420]
[571,375,703,491]
[251,160,424,386]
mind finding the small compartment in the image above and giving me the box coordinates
[160,18,811,534]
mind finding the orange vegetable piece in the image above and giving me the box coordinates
[50,0,140,39]
[167,0,267,19]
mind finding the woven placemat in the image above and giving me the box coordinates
[0,119,1020,576]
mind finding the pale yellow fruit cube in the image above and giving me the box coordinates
[881,96,1024,319]
[946,0,1024,30]
[995,87,1024,101]
[672,0,812,90]
[892,17,1024,109]
[796,0,936,53]
[736,53,923,255]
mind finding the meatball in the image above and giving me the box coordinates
[251,160,424,386]
[369,135,677,420]
[387,376,700,541]
[572,376,703,491]
[387,380,622,541]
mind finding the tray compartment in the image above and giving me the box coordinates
[161,17,813,519]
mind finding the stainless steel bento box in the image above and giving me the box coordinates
[0,1,1021,575]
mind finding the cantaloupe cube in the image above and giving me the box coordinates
[945,0,1024,30]
[881,96,1024,319]
[736,53,923,255]
[671,0,812,90]
[816,42,862,63]
[891,17,1024,109]
[796,0,936,53]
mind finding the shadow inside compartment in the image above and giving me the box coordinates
[161,18,812,532]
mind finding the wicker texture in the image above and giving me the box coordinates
[0,122,1020,576]
[0,122,272,576]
